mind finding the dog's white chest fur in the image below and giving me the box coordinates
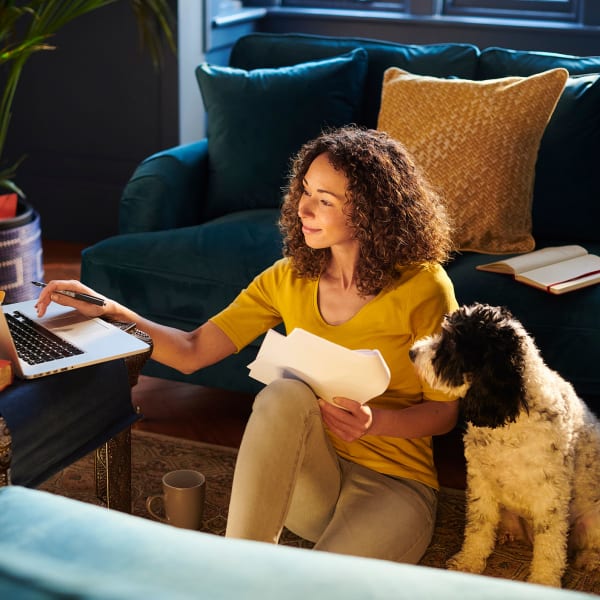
[464,414,569,515]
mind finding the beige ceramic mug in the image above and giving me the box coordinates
[146,469,206,530]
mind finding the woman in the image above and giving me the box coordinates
[36,126,459,563]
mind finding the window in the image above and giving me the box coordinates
[279,0,407,11]
[443,0,580,22]
[278,0,597,24]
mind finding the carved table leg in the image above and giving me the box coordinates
[0,416,12,487]
[95,427,132,512]
[94,325,152,512]
[94,324,152,512]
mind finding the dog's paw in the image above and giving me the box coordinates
[528,558,566,588]
[446,552,485,574]
[527,572,562,588]
[571,548,600,572]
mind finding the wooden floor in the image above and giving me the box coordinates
[130,375,253,448]
[42,240,254,449]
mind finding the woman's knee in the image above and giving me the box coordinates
[252,379,319,421]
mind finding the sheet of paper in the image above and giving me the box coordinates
[247,328,391,405]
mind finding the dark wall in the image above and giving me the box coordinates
[5,2,178,244]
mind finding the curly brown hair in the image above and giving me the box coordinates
[279,126,454,296]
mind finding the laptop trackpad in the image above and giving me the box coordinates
[42,311,112,344]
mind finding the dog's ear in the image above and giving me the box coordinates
[460,321,528,428]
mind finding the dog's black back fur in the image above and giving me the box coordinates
[440,304,528,428]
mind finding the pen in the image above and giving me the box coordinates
[31,281,106,307]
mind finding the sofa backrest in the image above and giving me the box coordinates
[225,33,599,247]
[230,32,480,128]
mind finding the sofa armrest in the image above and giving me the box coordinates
[119,139,209,234]
[0,486,581,600]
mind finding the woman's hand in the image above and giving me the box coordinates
[319,396,374,442]
[34,279,109,319]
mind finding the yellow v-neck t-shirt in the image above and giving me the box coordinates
[210,258,458,489]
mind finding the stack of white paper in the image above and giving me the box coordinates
[247,328,391,405]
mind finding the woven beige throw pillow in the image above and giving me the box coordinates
[377,67,568,254]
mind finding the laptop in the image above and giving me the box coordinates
[0,298,150,379]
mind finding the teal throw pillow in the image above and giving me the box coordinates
[196,49,368,220]
[479,47,600,243]
[229,33,480,127]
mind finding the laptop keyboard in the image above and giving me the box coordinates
[6,311,84,365]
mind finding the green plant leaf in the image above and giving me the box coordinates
[0,0,176,199]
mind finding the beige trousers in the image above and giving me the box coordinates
[225,379,437,563]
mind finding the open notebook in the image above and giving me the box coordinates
[476,245,600,294]
[0,298,150,379]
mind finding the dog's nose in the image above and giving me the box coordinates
[408,348,417,363]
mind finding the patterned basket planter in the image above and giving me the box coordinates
[0,200,43,304]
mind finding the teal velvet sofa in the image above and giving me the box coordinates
[80,32,600,412]
[0,486,595,599]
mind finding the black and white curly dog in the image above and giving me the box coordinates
[409,303,600,587]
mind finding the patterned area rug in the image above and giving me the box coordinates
[39,430,599,595]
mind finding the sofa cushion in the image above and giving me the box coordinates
[83,210,282,325]
[195,49,368,220]
[229,32,480,128]
[478,47,600,244]
[81,210,283,392]
[478,46,600,78]
[377,67,568,254]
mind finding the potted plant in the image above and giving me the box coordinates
[0,0,175,302]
